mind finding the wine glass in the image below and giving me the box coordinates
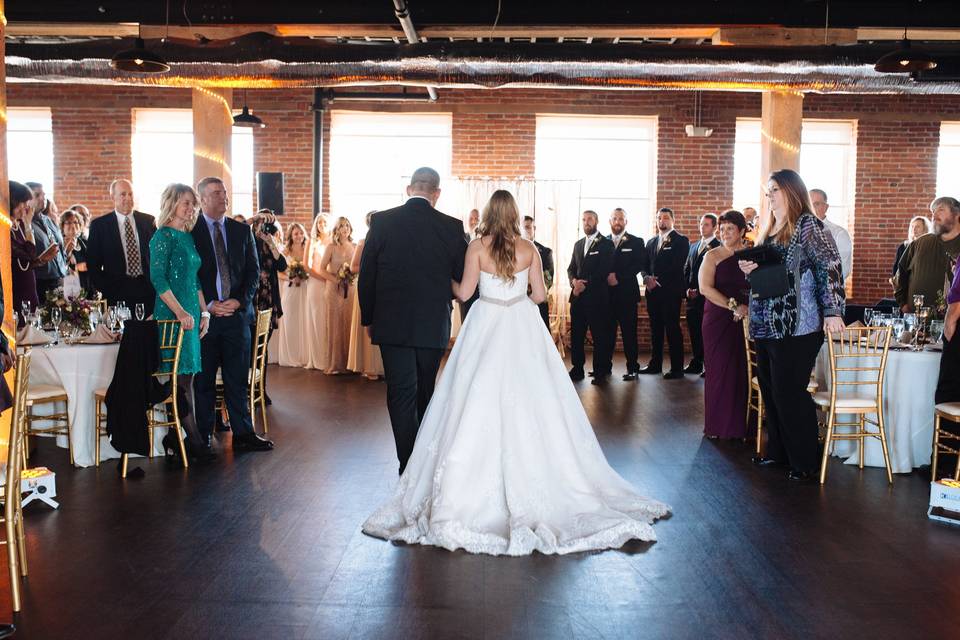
[50,306,62,343]
[891,317,906,343]
[913,294,925,311]
[863,308,874,327]
[135,303,145,322]
[20,300,30,320]
[89,308,101,332]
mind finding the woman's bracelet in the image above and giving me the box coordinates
[726,297,739,312]
[200,311,211,319]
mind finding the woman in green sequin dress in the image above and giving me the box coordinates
[149,183,211,458]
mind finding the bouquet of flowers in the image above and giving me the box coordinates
[287,261,309,287]
[42,287,94,332]
[336,262,357,298]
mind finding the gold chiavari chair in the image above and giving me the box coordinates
[215,309,272,434]
[24,379,73,466]
[119,320,188,476]
[931,404,960,482]
[2,352,32,612]
[813,325,893,485]
[93,388,108,467]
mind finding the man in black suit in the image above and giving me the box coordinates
[568,210,616,385]
[359,167,468,475]
[191,177,273,453]
[522,215,554,329]
[86,179,156,314]
[458,208,481,321]
[640,207,691,379]
[683,213,721,375]
[606,208,648,381]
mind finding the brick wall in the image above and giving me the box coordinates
[8,82,959,316]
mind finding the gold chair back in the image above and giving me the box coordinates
[5,351,32,611]
[742,320,764,454]
[250,309,272,433]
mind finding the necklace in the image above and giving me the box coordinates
[12,222,32,272]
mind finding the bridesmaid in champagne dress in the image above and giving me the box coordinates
[305,214,331,370]
[317,216,357,374]
[278,222,309,367]
[698,210,751,439]
[347,211,384,379]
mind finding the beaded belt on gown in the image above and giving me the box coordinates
[479,294,527,307]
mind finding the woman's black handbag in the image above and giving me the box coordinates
[733,245,790,300]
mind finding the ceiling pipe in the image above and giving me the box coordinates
[391,0,439,101]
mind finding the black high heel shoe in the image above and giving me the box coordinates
[162,432,179,458]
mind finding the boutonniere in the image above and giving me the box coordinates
[661,235,672,248]
[587,236,600,251]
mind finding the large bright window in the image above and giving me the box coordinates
[131,109,254,216]
[329,111,453,235]
[535,114,658,236]
[938,122,960,200]
[733,118,856,229]
[7,108,54,197]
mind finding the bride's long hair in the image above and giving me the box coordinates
[479,190,522,283]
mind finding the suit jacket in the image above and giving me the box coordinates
[685,236,722,289]
[359,197,468,350]
[608,233,647,305]
[31,213,68,281]
[191,214,260,323]
[86,211,156,303]
[533,240,554,291]
[567,235,615,306]
[643,230,690,296]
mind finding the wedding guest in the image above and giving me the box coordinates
[250,211,287,404]
[606,208,647,381]
[69,204,92,238]
[232,214,248,224]
[305,213,331,370]
[348,211,385,379]
[60,209,90,294]
[937,247,960,404]
[641,207,690,379]
[149,183,213,461]
[25,181,67,300]
[740,169,845,483]
[809,189,852,280]
[10,182,57,320]
[522,215,554,329]
[86,179,156,313]
[743,206,758,245]
[458,208,482,320]
[278,222,310,367]
[699,210,750,439]
[568,210,615,384]
[683,213,720,375]
[895,197,960,313]
[892,215,932,277]
[317,216,357,375]
[191,176,273,452]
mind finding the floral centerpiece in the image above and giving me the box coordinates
[336,262,357,298]
[42,288,95,332]
[287,261,309,287]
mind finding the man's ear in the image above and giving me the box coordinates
[432,188,441,206]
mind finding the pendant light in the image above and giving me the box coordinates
[233,92,266,129]
[874,29,937,73]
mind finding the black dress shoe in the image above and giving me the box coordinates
[752,455,786,468]
[0,623,15,639]
[590,375,609,386]
[185,440,217,463]
[216,419,231,433]
[788,469,815,483]
[683,362,703,374]
[637,365,662,375]
[662,371,684,380]
[622,372,638,381]
[569,368,585,381]
[264,393,273,406]
[234,432,274,451]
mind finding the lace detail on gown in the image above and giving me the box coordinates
[363,268,670,556]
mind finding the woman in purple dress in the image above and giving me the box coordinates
[9,181,58,325]
[698,210,751,439]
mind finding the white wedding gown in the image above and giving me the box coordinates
[363,268,670,556]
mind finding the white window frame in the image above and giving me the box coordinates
[7,107,54,198]
[938,122,960,201]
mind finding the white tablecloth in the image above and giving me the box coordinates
[814,345,940,474]
[28,342,164,468]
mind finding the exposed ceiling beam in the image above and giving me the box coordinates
[713,27,859,46]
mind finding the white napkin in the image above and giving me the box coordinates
[82,324,120,344]
[16,325,52,346]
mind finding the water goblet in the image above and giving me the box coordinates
[135,303,145,322]
[89,308,101,332]
[863,308,874,327]
[913,294,925,311]
[50,307,62,343]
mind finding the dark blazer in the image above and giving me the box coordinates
[359,197,468,350]
[533,240,554,289]
[86,210,156,303]
[608,233,647,304]
[567,235,615,306]
[644,230,690,294]
[892,241,908,277]
[191,214,260,322]
[684,237,722,291]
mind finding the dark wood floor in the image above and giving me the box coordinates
[5,357,960,639]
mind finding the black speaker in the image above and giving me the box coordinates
[257,172,284,215]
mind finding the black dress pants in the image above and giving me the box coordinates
[538,301,550,330]
[570,301,611,376]
[646,289,684,373]
[609,298,640,373]
[685,300,705,367]
[194,314,255,439]
[379,344,445,474]
[756,331,824,473]
[936,332,960,404]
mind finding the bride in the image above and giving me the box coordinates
[363,190,670,556]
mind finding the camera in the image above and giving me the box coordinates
[261,222,278,235]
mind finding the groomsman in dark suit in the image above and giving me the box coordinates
[458,208,481,321]
[86,179,157,314]
[523,215,554,329]
[640,207,690,379]
[568,210,615,385]
[606,208,648,381]
[192,177,273,453]
[683,213,720,375]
